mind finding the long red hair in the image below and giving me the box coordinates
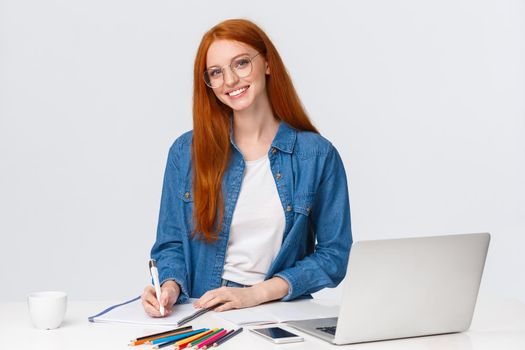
[192,19,318,242]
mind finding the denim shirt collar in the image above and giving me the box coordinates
[228,116,297,155]
[270,121,297,154]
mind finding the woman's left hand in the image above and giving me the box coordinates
[193,286,263,312]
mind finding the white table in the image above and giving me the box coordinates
[1,297,524,350]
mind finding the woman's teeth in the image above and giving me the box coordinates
[228,86,248,97]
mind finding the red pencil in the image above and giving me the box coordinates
[197,329,228,349]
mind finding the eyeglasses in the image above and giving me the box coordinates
[203,52,261,88]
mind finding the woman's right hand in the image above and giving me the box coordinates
[141,280,181,317]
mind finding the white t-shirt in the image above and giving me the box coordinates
[221,155,286,286]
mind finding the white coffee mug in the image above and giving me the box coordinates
[27,291,67,330]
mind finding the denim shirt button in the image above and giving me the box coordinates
[276,173,282,180]
[306,207,311,213]
[184,192,190,199]
[286,205,292,212]
[271,147,277,154]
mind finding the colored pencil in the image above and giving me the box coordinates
[150,328,208,345]
[209,329,232,346]
[197,329,228,349]
[210,329,233,346]
[128,326,193,346]
[174,329,214,349]
[153,339,180,349]
[151,328,210,349]
[188,328,223,347]
[145,328,198,345]
[212,328,243,347]
[177,329,215,350]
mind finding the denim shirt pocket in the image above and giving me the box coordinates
[292,191,315,216]
[282,191,316,256]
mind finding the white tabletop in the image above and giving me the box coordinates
[1,297,524,350]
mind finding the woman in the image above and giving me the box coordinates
[142,19,352,317]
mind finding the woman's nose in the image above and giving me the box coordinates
[223,67,239,87]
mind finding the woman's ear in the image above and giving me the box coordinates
[265,62,270,75]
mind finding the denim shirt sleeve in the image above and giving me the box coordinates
[150,139,190,304]
[274,145,352,301]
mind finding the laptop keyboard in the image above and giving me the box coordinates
[316,326,337,335]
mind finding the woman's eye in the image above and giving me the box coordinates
[209,69,222,78]
[234,58,250,69]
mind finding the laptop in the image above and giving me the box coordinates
[287,232,490,345]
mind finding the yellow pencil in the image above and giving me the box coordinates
[188,328,223,347]
[174,329,215,349]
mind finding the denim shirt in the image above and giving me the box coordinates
[151,120,352,303]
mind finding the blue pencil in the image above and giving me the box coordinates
[150,328,209,345]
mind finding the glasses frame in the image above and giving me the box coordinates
[203,52,261,88]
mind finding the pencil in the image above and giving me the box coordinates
[150,328,208,346]
[143,328,196,345]
[174,329,214,349]
[209,329,232,346]
[151,328,209,349]
[188,328,223,347]
[197,329,228,349]
[128,326,193,346]
[212,328,243,347]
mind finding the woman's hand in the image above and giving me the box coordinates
[193,277,289,312]
[193,286,263,312]
[141,280,180,317]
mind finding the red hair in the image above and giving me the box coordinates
[192,19,318,242]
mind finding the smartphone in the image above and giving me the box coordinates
[250,326,304,344]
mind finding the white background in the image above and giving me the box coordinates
[1,0,523,303]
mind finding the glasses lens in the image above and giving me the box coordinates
[203,54,256,88]
[232,56,252,78]
[204,67,223,88]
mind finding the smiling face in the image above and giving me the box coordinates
[206,40,270,112]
